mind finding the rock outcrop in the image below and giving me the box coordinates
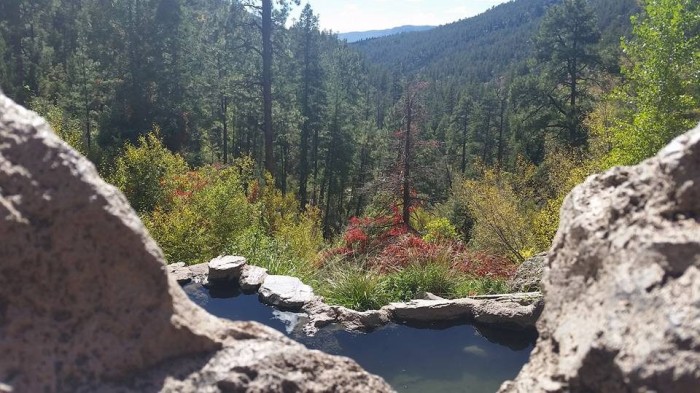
[207,255,247,282]
[182,255,542,334]
[239,264,268,292]
[500,125,700,392]
[386,297,542,329]
[167,262,208,284]
[259,275,315,310]
[508,253,546,292]
[0,94,393,392]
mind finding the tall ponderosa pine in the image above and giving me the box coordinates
[242,0,299,175]
[292,4,325,209]
[536,0,600,148]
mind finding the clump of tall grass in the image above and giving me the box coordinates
[318,264,388,311]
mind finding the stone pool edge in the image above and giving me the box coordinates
[167,258,543,336]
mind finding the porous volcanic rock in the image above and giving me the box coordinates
[167,262,193,283]
[239,264,268,292]
[500,125,700,392]
[259,275,315,310]
[386,298,541,329]
[208,255,247,282]
[335,307,391,331]
[0,94,393,392]
[508,252,546,292]
[167,262,209,284]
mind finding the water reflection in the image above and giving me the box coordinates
[184,283,535,393]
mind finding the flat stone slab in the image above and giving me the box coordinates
[239,265,268,292]
[167,262,209,284]
[259,275,315,310]
[335,307,391,332]
[384,297,542,329]
[167,262,192,283]
[188,263,209,284]
[208,255,247,282]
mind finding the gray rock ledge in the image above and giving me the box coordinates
[500,124,700,393]
[259,275,315,310]
[207,255,247,282]
[169,256,543,336]
[239,264,268,292]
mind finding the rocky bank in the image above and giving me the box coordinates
[500,124,700,392]
[170,258,543,335]
[0,94,393,392]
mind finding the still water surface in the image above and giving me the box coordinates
[184,283,535,393]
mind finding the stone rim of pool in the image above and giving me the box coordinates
[168,257,543,335]
[184,282,537,393]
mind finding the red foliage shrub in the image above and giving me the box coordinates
[317,206,517,280]
[344,227,369,251]
[451,251,516,279]
[373,233,438,272]
[166,170,210,204]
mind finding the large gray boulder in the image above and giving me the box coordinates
[500,125,700,392]
[207,255,247,282]
[259,275,315,310]
[0,94,393,392]
[239,264,268,292]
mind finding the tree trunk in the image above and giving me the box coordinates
[402,92,412,226]
[354,142,368,216]
[82,59,91,151]
[262,0,274,175]
[298,31,311,208]
[461,116,468,174]
[222,95,228,164]
[497,97,505,169]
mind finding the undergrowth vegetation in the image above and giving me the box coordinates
[313,206,515,310]
[110,132,322,282]
[104,131,527,311]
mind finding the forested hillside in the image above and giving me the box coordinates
[354,0,638,80]
[338,25,435,43]
[1,0,698,309]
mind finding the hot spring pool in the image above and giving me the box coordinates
[184,283,535,393]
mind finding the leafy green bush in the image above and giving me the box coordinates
[109,130,188,213]
[122,149,323,270]
[143,164,257,263]
[33,98,87,155]
[228,226,316,282]
[422,217,459,243]
[460,170,534,262]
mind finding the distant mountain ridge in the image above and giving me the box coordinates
[352,0,638,82]
[338,25,435,43]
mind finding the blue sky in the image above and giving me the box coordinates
[291,0,511,33]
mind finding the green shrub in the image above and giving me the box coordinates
[228,226,316,282]
[109,130,188,213]
[422,217,459,243]
[460,170,534,262]
[133,153,322,270]
[143,164,260,264]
